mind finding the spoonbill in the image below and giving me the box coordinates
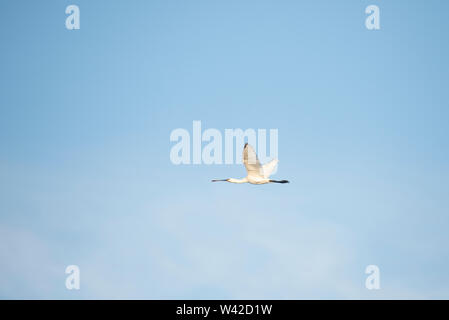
[212,143,289,184]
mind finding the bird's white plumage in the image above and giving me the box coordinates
[243,143,263,178]
[262,159,279,178]
[212,143,289,185]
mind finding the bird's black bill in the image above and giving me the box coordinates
[269,180,290,184]
[211,179,228,182]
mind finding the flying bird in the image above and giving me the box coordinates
[212,143,289,184]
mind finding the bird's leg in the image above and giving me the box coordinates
[269,180,290,183]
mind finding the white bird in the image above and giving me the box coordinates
[212,143,290,184]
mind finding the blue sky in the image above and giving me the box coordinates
[1,0,449,299]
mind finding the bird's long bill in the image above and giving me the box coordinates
[211,179,228,182]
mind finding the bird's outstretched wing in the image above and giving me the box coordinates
[262,159,278,178]
[243,143,263,178]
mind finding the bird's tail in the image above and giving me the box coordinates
[269,180,290,184]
